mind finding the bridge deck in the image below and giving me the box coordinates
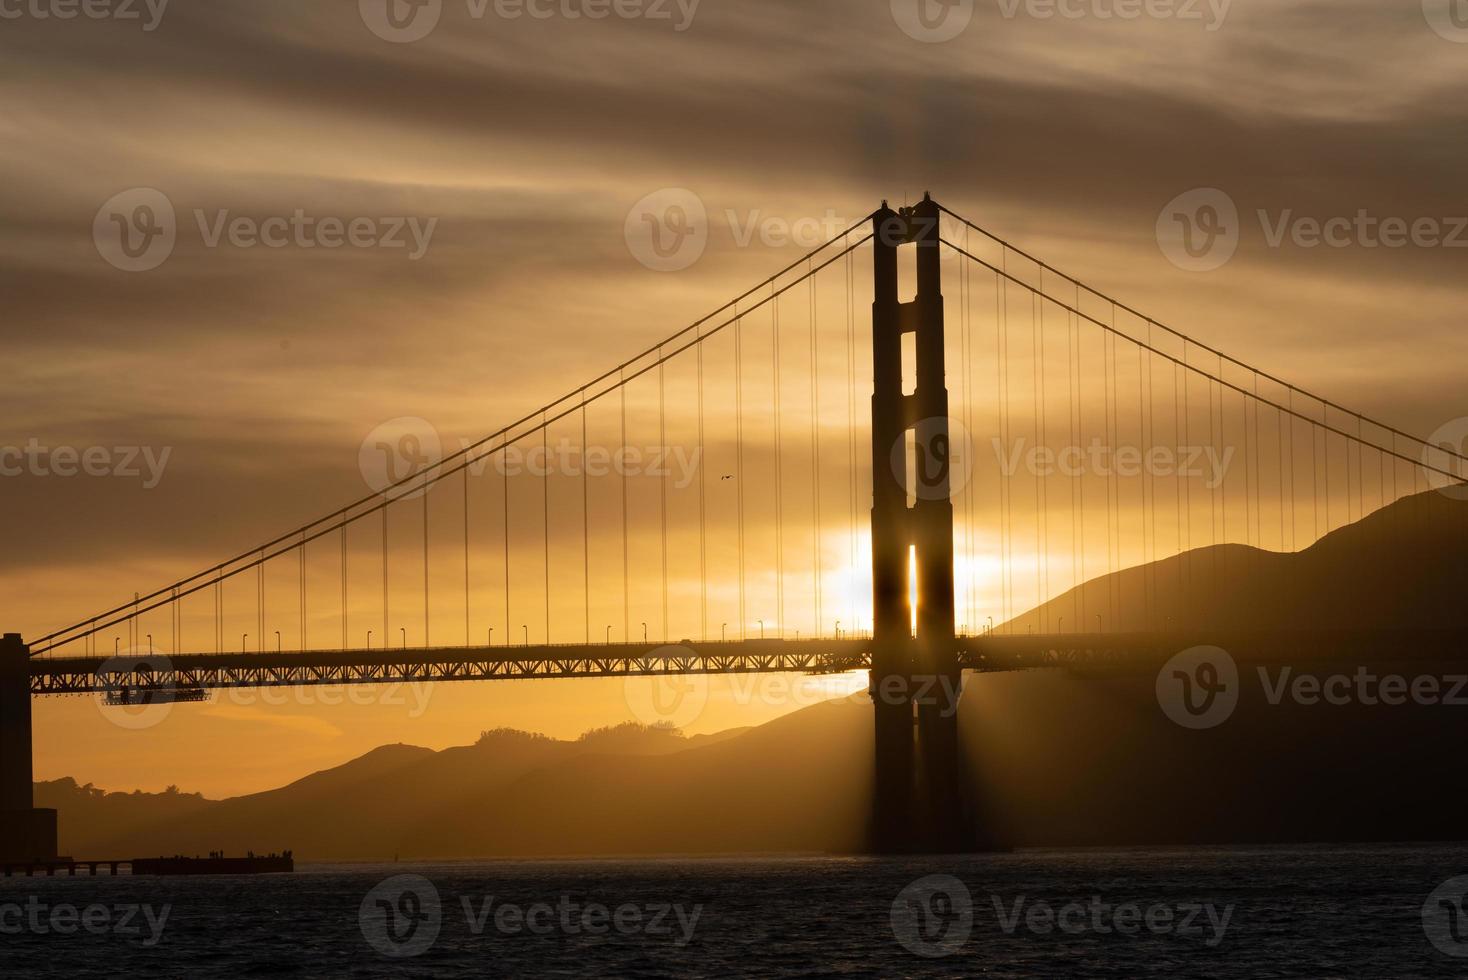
[27,630,1468,695]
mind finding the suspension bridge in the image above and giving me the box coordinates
[5,194,1466,855]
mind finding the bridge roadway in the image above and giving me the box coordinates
[26,629,1468,695]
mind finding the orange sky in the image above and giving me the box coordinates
[5,0,1466,796]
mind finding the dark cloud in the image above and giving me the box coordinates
[3,0,1464,639]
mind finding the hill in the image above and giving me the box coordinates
[40,491,1468,858]
[1003,488,1468,633]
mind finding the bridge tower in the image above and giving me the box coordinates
[869,195,972,852]
[0,633,57,862]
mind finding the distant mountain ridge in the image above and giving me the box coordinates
[1003,488,1468,633]
[40,490,1468,858]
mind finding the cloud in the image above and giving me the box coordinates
[200,703,344,738]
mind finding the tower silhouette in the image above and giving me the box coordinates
[868,195,972,852]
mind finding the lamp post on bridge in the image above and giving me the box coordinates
[400,627,406,649]
[721,623,727,642]
[242,633,248,654]
[366,629,372,649]
[757,619,764,640]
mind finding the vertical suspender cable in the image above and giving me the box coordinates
[621,373,629,644]
[736,315,747,639]
[464,466,471,647]
[582,393,591,644]
[382,500,389,650]
[659,355,668,642]
[773,290,785,636]
[503,441,511,646]
[809,264,822,638]
[696,337,707,642]
[543,412,550,645]
[845,248,858,634]
[1033,290,1046,629]
[340,515,347,651]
